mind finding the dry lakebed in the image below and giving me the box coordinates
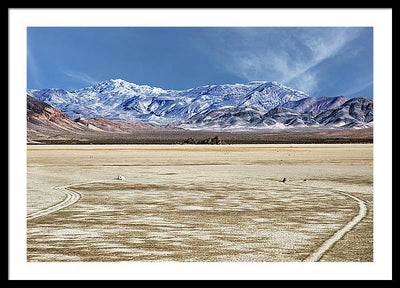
[27,144,373,262]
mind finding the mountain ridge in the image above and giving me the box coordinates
[27,95,163,143]
[179,96,373,131]
[27,95,373,144]
[28,79,373,131]
[28,79,309,125]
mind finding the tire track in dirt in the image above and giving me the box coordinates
[27,179,368,262]
[27,186,81,220]
[300,185,368,262]
[27,180,123,221]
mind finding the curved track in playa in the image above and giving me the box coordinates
[27,181,368,262]
[302,186,368,262]
[27,180,116,221]
[27,185,82,221]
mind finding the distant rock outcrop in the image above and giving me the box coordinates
[181,136,225,145]
[181,137,197,144]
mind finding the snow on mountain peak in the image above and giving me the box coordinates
[28,79,310,125]
[111,78,127,83]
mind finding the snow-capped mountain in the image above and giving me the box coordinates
[279,96,349,115]
[314,97,373,128]
[27,79,308,125]
[28,79,373,130]
[178,96,373,130]
[177,107,277,131]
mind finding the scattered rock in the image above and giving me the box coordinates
[282,177,287,183]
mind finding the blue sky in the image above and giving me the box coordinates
[27,27,373,97]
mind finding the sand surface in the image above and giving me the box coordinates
[27,144,373,262]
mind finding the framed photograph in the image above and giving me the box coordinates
[8,8,392,280]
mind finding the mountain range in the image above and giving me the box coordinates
[28,79,373,131]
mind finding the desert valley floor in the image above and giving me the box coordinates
[27,144,373,262]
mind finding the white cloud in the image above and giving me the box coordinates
[64,70,97,85]
[282,28,364,90]
[289,72,319,95]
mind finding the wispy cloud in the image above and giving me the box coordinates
[64,70,97,85]
[196,27,366,94]
[289,71,319,95]
[340,78,373,97]
[27,46,43,88]
[282,28,362,87]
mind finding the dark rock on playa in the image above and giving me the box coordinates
[181,136,225,145]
